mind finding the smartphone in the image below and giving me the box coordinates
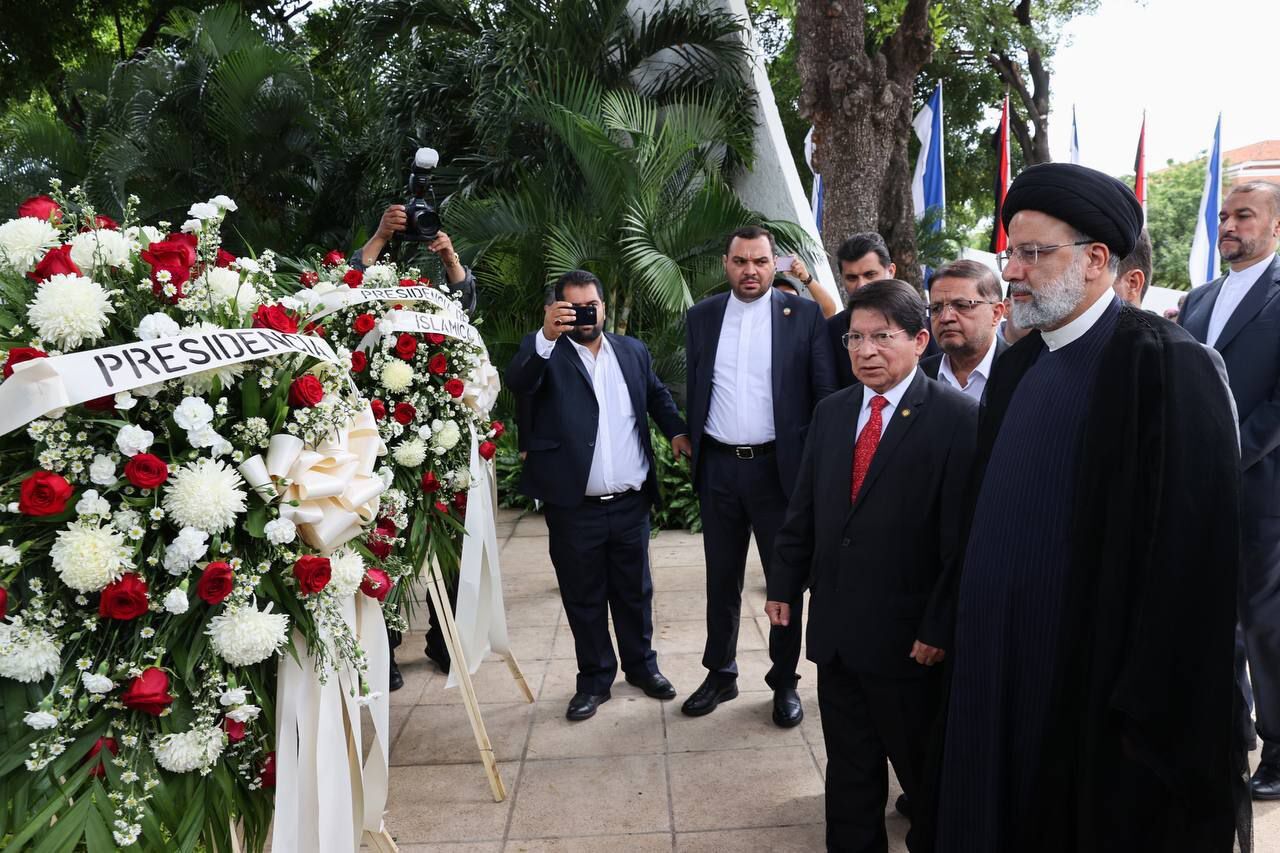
[571,305,598,326]
[776,254,795,271]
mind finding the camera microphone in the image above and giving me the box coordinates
[414,147,440,169]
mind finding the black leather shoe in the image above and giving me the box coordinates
[389,658,404,692]
[680,676,738,717]
[1252,762,1280,800]
[424,644,451,675]
[894,794,911,819]
[625,671,677,700]
[566,691,611,721]
[772,687,803,728]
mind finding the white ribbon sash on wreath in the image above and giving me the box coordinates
[357,309,482,350]
[0,328,339,437]
[299,284,470,326]
[446,426,511,689]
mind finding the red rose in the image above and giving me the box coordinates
[433,500,449,514]
[425,333,445,345]
[3,347,48,379]
[121,667,173,715]
[299,270,319,287]
[393,402,416,425]
[350,351,368,373]
[292,555,331,595]
[18,471,73,516]
[92,214,118,231]
[444,378,465,398]
[377,517,398,535]
[215,248,237,268]
[261,752,277,787]
[288,375,325,408]
[342,269,364,287]
[303,321,325,337]
[360,568,393,603]
[418,277,432,286]
[421,471,440,493]
[124,453,168,489]
[18,195,61,223]
[427,353,448,375]
[251,304,299,334]
[369,399,386,420]
[223,716,247,742]
[86,737,118,778]
[83,395,116,412]
[99,573,149,620]
[394,334,418,361]
[197,562,235,605]
[452,491,468,512]
[28,245,81,283]
[322,250,345,267]
[479,440,497,461]
[141,233,198,272]
[0,586,7,620]
[353,313,376,334]
[399,278,416,288]
[148,262,190,301]
[490,420,506,439]
[367,534,392,561]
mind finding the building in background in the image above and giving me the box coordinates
[1224,140,1280,187]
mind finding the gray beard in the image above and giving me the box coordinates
[1008,259,1086,330]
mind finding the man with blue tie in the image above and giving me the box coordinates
[681,225,838,727]
[1178,180,1280,800]
[507,270,691,721]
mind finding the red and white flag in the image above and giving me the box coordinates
[993,95,1012,253]
[1133,112,1147,223]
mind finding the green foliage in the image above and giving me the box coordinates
[648,422,701,532]
[1143,156,1226,292]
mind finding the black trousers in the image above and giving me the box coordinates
[818,657,939,853]
[698,446,801,689]
[1240,512,1280,765]
[544,491,659,694]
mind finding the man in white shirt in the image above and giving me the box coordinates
[506,271,691,721]
[921,259,1008,402]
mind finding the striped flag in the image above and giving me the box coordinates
[992,95,1012,253]
[912,83,946,230]
[1189,114,1223,287]
[1133,112,1147,221]
[1070,105,1081,165]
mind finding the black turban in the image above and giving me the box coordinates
[1001,162,1144,259]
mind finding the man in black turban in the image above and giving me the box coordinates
[927,163,1242,852]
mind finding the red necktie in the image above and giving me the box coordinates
[851,395,889,502]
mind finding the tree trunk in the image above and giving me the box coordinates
[795,0,934,288]
[987,0,1052,166]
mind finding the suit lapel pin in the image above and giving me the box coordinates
[901,408,911,418]
[782,307,791,316]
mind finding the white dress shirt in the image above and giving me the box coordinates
[937,335,999,401]
[1206,254,1276,347]
[855,367,917,441]
[1041,289,1115,352]
[536,331,647,495]
[705,289,775,444]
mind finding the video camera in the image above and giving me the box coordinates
[398,147,441,243]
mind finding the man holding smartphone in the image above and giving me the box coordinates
[507,270,692,721]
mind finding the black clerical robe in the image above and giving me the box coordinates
[930,304,1241,852]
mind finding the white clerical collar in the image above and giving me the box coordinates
[864,366,917,413]
[1225,254,1276,288]
[1041,289,1115,353]
[728,287,774,313]
[940,334,998,389]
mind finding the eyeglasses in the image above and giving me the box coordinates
[927,298,998,316]
[996,240,1092,270]
[841,329,910,351]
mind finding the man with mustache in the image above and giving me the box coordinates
[933,163,1240,852]
[1178,180,1280,802]
[683,226,837,727]
[919,259,1008,402]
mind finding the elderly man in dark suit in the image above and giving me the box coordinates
[920,259,1008,402]
[507,270,690,721]
[1179,179,1280,800]
[766,280,977,852]
[682,225,837,727]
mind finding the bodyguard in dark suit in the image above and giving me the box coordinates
[507,270,691,721]
[681,225,837,727]
[1179,180,1280,799]
[919,259,1008,402]
[767,280,977,852]
[825,233,897,390]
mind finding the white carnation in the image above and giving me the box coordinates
[392,438,427,468]
[50,521,133,593]
[80,672,114,694]
[163,587,190,614]
[152,726,226,774]
[0,545,20,566]
[328,548,365,598]
[225,704,260,723]
[127,225,164,245]
[377,467,394,489]
[180,219,202,234]
[380,360,414,392]
[113,391,137,411]
[136,312,181,341]
[202,267,260,312]
[219,688,248,707]
[116,425,154,457]
[164,526,209,575]
[69,229,132,274]
[173,396,214,431]
[207,601,288,666]
[24,710,58,730]
[75,489,111,517]
[0,217,60,272]
[209,195,237,212]
[363,264,398,288]
[0,620,61,683]
[27,274,114,349]
[164,458,246,533]
[188,202,219,221]
[234,256,260,274]
[433,420,461,452]
[263,517,296,545]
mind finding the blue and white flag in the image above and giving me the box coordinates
[912,83,945,231]
[1070,105,1081,164]
[804,127,823,231]
[1189,115,1223,287]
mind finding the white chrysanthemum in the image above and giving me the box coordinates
[207,601,288,666]
[50,521,133,593]
[163,587,190,614]
[0,217,60,272]
[202,267,260,312]
[152,725,226,774]
[363,264,398,287]
[380,360,414,392]
[116,425,154,457]
[80,672,114,694]
[69,229,132,274]
[173,396,214,431]
[24,710,58,730]
[263,517,296,545]
[392,438,427,468]
[136,312,181,341]
[328,548,365,597]
[27,274,114,349]
[164,458,246,533]
[0,621,61,683]
[433,420,461,452]
[182,322,245,394]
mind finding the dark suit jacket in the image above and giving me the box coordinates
[1179,254,1280,517]
[829,307,942,389]
[768,370,978,677]
[686,289,837,498]
[506,332,687,509]
[919,336,1008,386]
